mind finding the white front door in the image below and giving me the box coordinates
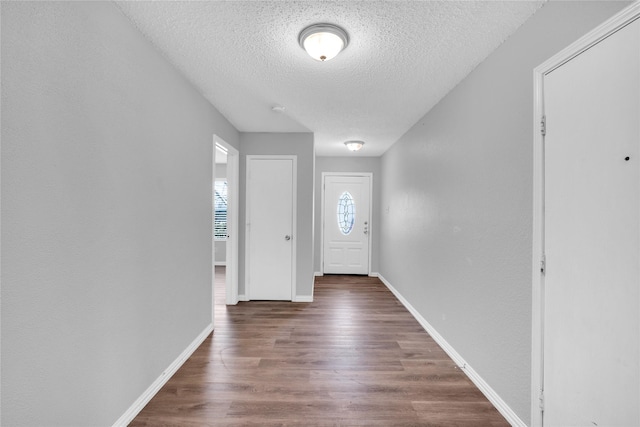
[323,174,371,275]
[246,156,296,300]
[542,17,639,426]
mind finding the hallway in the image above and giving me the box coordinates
[131,272,508,426]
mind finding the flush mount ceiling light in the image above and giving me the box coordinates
[344,140,365,152]
[299,23,349,62]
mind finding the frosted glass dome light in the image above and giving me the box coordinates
[344,140,365,151]
[299,23,349,62]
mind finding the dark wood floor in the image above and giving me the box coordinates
[130,268,508,426]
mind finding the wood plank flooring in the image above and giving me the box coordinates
[130,269,508,426]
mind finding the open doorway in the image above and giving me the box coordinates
[213,135,239,312]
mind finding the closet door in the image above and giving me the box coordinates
[542,17,639,426]
[246,156,296,300]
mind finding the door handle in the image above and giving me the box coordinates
[285,235,291,241]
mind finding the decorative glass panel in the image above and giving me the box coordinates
[337,191,356,235]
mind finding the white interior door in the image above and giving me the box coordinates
[246,156,295,300]
[542,18,639,426]
[323,175,371,275]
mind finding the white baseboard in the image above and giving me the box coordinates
[236,295,312,303]
[112,323,213,427]
[377,274,525,427]
[214,261,227,266]
[315,272,380,278]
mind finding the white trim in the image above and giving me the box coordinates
[211,141,216,324]
[291,158,298,301]
[112,323,213,427]
[314,271,324,277]
[320,172,373,275]
[238,294,248,302]
[310,149,316,300]
[293,296,314,303]
[0,34,3,421]
[368,272,379,278]
[214,135,239,306]
[214,261,227,267]
[531,45,546,427]
[536,3,640,78]
[227,144,239,305]
[531,4,640,426]
[245,155,297,301]
[378,274,526,427]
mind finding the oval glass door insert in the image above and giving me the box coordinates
[337,191,356,235]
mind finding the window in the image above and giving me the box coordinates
[337,191,356,235]
[214,180,227,240]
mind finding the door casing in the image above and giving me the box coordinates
[213,135,239,306]
[531,4,640,425]
[320,172,373,276]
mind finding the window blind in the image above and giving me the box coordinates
[214,181,227,240]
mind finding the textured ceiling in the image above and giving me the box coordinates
[115,1,545,156]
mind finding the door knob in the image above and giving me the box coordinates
[285,235,291,241]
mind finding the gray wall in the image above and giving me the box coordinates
[1,2,239,425]
[378,1,630,423]
[214,240,227,264]
[215,163,227,179]
[314,156,381,274]
[239,133,315,299]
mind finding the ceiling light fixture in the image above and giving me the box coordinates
[344,140,365,152]
[299,23,349,62]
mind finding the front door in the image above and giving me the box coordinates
[542,17,639,426]
[246,156,295,300]
[323,174,371,275]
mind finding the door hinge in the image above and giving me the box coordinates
[540,255,546,275]
[539,390,545,412]
[540,115,546,137]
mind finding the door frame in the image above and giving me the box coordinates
[320,172,373,276]
[531,4,640,425]
[245,155,297,301]
[213,135,240,307]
